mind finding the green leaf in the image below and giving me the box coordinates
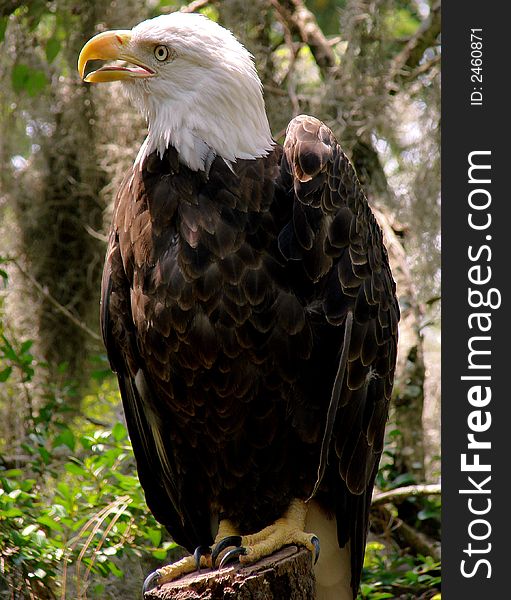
[147,527,162,547]
[0,468,23,478]
[162,540,178,551]
[0,17,8,43]
[38,446,51,464]
[80,435,94,450]
[0,366,12,382]
[20,340,33,354]
[152,548,167,560]
[45,38,61,63]
[3,507,23,518]
[37,515,63,532]
[22,524,39,536]
[93,584,106,595]
[11,63,30,93]
[404,570,419,583]
[107,561,123,577]
[65,462,86,476]
[112,422,127,442]
[25,70,47,97]
[53,426,75,451]
[1,335,17,360]
[56,482,71,499]
[91,368,112,380]
[20,478,36,492]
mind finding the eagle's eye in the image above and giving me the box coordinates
[154,45,170,61]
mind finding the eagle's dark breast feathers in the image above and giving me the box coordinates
[101,115,399,591]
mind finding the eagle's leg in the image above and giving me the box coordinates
[240,499,320,564]
[210,518,242,565]
[214,499,320,569]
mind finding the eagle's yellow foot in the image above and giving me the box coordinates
[213,499,320,569]
[142,549,211,596]
[143,519,240,595]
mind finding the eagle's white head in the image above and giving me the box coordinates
[78,12,274,171]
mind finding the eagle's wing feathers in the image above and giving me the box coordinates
[100,171,213,552]
[281,115,398,594]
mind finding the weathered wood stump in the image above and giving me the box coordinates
[145,546,316,599]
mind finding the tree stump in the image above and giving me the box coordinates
[144,546,316,600]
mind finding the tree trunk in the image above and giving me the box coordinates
[145,547,315,600]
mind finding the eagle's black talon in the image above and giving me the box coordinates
[211,535,243,567]
[193,545,211,571]
[219,546,247,569]
[142,569,160,596]
[311,535,321,565]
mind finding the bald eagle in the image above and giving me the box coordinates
[78,12,399,600]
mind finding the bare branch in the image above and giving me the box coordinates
[180,0,214,14]
[376,504,441,561]
[395,514,441,561]
[372,484,441,507]
[83,223,108,243]
[389,1,441,83]
[269,0,336,73]
[408,53,441,80]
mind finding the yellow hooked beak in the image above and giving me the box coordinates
[78,30,155,82]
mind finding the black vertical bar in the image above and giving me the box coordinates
[443,2,509,597]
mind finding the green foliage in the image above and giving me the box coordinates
[360,427,441,599]
[0,312,175,597]
[1,394,176,596]
[45,38,61,63]
[0,17,8,43]
[0,335,35,383]
[11,63,48,96]
[360,542,441,599]
[2,2,69,109]
[383,7,421,39]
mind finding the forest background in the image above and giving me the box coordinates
[0,0,441,598]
